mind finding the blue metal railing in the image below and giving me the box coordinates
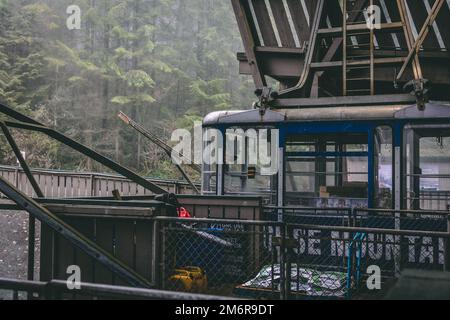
[346,232,367,298]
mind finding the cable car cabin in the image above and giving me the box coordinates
[202,101,450,211]
[219,0,450,211]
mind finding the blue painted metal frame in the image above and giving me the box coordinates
[346,232,367,298]
[281,121,378,208]
[285,152,368,157]
[215,120,388,209]
[212,116,450,209]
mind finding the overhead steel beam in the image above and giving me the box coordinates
[118,112,200,194]
[396,0,445,81]
[5,121,167,194]
[118,112,201,173]
[2,120,166,194]
[311,57,406,70]
[396,0,423,80]
[0,103,42,126]
[0,102,167,194]
[316,0,368,67]
[317,22,404,36]
[0,175,153,288]
[272,93,416,108]
[278,0,325,96]
[231,0,267,89]
[0,123,44,198]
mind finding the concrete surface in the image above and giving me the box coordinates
[0,206,40,299]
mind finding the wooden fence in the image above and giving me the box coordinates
[0,165,197,198]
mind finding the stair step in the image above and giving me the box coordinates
[347,31,371,37]
[311,57,405,70]
[347,78,371,81]
[318,22,403,37]
[347,55,371,59]
[347,43,371,47]
[347,89,371,93]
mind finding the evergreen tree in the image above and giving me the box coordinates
[0,0,254,178]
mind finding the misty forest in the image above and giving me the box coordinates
[0,0,254,179]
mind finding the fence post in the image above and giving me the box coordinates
[445,215,450,272]
[89,174,95,197]
[284,223,291,300]
[160,220,168,291]
[350,208,355,227]
[279,223,286,300]
[14,168,19,188]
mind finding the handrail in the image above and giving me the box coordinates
[287,223,450,238]
[0,164,198,187]
[278,0,325,96]
[0,278,236,300]
[355,208,450,217]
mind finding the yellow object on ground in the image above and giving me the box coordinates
[168,267,208,293]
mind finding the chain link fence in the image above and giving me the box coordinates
[2,208,448,300]
[264,207,353,226]
[286,223,450,299]
[158,218,282,299]
[354,208,449,232]
[155,211,450,300]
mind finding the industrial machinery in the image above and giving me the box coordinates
[202,0,450,211]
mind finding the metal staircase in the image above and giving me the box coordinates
[340,0,439,97]
[343,0,375,96]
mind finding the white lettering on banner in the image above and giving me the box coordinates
[331,231,350,257]
[292,229,306,255]
[367,234,383,260]
[406,236,420,262]
[292,229,445,266]
[439,238,444,265]
[420,237,434,264]
[384,235,399,261]
[308,230,321,256]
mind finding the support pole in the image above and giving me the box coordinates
[369,0,375,95]
[0,123,44,282]
[445,216,450,272]
[0,123,44,198]
[118,112,200,194]
[396,0,432,81]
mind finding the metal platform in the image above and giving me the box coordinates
[233,0,450,100]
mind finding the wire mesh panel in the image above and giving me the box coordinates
[354,209,449,233]
[285,224,351,299]
[158,218,281,299]
[353,209,449,275]
[264,206,353,226]
[285,223,450,299]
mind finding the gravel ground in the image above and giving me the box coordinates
[0,205,40,299]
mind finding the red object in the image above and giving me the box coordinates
[177,207,192,218]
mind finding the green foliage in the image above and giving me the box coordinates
[0,0,255,178]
